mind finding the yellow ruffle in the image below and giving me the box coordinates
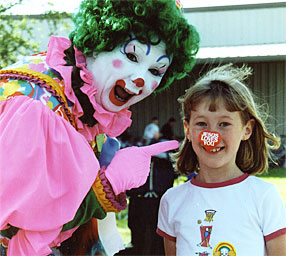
[92,174,120,213]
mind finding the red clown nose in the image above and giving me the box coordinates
[199,130,222,152]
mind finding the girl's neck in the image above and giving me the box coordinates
[195,165,244,183]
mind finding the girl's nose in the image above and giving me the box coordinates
[132,78,145,88]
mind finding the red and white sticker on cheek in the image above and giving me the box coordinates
[199,131,221,152]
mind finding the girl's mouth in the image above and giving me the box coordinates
[109,80,135,106]
[203,146,225,153]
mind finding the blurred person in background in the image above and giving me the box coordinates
[161,117,177,140]
[143,116,160,145]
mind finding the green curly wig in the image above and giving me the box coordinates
[69,0,200,92]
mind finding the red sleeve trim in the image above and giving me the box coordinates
[156,228,176,242]
[265,228,286,242]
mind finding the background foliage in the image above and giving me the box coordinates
[0,0,72,68]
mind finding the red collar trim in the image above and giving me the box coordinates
[190,173,249,188]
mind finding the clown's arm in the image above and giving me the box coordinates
[61,139,180,232]
[0,96,101,255]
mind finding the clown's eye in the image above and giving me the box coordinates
[149,68,160,76]
[126,52,138,62]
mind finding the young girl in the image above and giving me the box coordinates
[157,64,286,255]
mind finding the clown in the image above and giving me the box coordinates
[0,0,199,255]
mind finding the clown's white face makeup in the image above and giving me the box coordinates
[86,38,171,112]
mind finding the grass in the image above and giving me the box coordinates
[116,168,286,245]
[258,167,286,203]
[116,204,131,245]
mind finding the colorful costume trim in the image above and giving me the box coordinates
[92,168,127,213]
[0,235,9,256]
[0,68,75,126]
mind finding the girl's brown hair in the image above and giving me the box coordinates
[173,64,280,176]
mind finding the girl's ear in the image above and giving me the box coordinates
[183,120,191,142]
[242,119,255,141]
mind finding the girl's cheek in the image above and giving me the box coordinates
[112,59,123,69]
[151,81,158,91]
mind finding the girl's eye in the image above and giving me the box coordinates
[149,68,160,76]
[196,122,207,127]
[220,122,231,127]
[126,52,138,62]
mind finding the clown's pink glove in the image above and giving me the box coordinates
[105,140,179,195]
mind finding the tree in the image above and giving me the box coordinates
[0,0,72,69]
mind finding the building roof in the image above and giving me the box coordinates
[196,43,286,62]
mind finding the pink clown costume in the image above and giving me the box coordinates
[0,36,178,255]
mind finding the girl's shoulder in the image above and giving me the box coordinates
[245,175,281,200]
[246,175,276,190]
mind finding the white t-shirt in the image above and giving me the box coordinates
[157,174,286,256]
[143,123,159,140]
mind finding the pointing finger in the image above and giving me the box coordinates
[141,140,180,156]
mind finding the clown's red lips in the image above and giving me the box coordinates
[109,80,135,106]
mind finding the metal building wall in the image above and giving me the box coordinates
[128,61,286,142]
[250,61,286,141]
[184,3,286,47]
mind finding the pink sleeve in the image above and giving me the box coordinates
[8,228,62,255]
[8,227,78,255]
[0,96,99,254]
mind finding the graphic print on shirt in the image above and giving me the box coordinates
[213,242,236,256]
[198,226,213,248]
[204,209,216,222]
[197,209,216,249]
[195,209,237,255]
